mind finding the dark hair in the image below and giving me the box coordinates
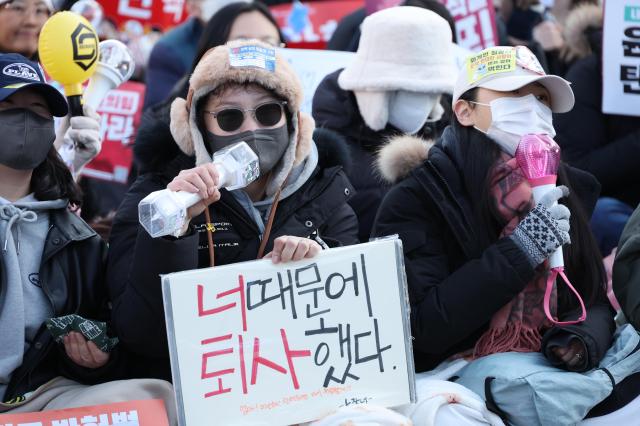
[454,88,606,310]
[191,1,284,71]
[402,0,458,43]
[31,147,82,206]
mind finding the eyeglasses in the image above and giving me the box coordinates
[204,101,287,133]
[1,0,51,19]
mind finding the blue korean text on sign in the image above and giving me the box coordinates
[229,46,276,72]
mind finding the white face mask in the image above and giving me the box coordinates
[388,91,441,135]
[473,94,556,156]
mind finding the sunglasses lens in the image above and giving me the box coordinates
[216,109,244,132]
[255,103,284,127]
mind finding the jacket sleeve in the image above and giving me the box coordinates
[59,233,128,383]
[143,43,185,110]
[555,57,640,193]
[106,175,200,360]
[612,205,640,330]
[319,203,359,248]
[541,303,615,372]
[371,180,537,355]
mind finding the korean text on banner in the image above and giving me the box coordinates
[162,238,415,426]
[0,399,168,426]
[98,0,188,32]
[81,81,145,183]
[442,0,498,52]
[603,0,640,116]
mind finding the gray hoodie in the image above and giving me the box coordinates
[0,195,68,401]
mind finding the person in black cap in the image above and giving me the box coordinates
[0,53,176,423]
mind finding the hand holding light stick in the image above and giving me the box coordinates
[138,142,260,238]
[515,134,586,325]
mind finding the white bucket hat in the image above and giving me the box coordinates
[338,6,456,94]
[452,45,575,113]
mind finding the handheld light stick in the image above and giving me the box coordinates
[139,142,260,238]
[515,134,586,325]
[38,11,99,116]
[84,40,135,110]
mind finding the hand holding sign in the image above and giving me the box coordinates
[265,236,322,264]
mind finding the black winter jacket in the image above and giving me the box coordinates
[4,209,123,401]
[555,53,640,208]
[108,118,359,381]
[312,69,451,242]
[371,127,614,373]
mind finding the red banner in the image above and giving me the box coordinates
[270,1,363,49]
[81,81,145,184]
[98,0,189,32]
[442,0,498,52]
[0,399,169,426]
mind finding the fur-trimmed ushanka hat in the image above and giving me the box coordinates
[170,39,315,196]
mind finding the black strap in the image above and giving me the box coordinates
[484,377,510,425]
[598,367,616,388]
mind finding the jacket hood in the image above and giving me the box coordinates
[377,134,434,184]
[562,4,603,63]
[169,39,314,197]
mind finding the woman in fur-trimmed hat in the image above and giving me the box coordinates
[106,40,358,381]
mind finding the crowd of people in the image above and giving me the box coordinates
[1,0,640,425]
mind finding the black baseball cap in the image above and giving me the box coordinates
[0,53,68,117]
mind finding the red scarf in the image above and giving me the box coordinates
[473,155,557,358]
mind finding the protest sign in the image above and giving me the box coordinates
[0,399,168,426]
[279,48,355,113]
[81,81,145,184]
[98,0,188,32]
[442,0,498,52]
[163,238,415,426]
[270,1,363,49]
[602,0,640,116]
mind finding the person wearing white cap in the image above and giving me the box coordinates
[371,45,618,422]
[313,5,456,242]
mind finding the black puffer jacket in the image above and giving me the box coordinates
[371,126,614,374]
[555,53,640,208]
[5,209,123,401]
[312,69,451,242]
[108,115,359,381]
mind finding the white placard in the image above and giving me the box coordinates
[603,0,640,116]
[279,48,355,114]
[163,238,415,426]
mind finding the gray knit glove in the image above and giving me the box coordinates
[510,186,571,267]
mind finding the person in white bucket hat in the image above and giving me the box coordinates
[313,5,456,242]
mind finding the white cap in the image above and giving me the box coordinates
[452,45,575,113]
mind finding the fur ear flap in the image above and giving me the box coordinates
[377,135,433,184]
[294,112,315,166]
[170,97,195,156]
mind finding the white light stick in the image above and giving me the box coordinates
[84,40,135,110]
[138,142,260,238]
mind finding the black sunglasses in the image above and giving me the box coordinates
[204,101,287,133]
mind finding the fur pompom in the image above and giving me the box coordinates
[377,135,433,183]
[169,97,194,156]
[295,112,315,166]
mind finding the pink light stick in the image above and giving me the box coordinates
[515,134,586,325]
